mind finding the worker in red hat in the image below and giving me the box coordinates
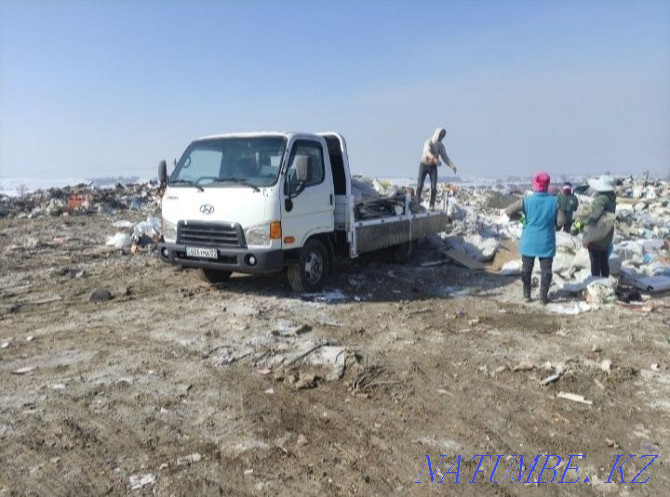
[507,172,561,304]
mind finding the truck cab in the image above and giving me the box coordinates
[158,132,351,291]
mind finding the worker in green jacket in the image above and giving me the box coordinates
[584,176,617,277]
[556,182,579,233]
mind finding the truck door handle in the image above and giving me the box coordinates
[329,194,333,205]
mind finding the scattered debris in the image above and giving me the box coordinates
[443,248,486,270]
[627,275,670,293]
[106,232,131,249]
[300,290,347,303]
[512,361,534,372]
[177,453,202,465]
[605,438,620,448]
[89,287,113,303]
[545,302,592,315]
[112,219,134,228]
[307,346,347,381]
[615,286,642,303]
[540,374,561,386]
[294,372,318,390]
[296,433,310,446]
[498,259,522,276]
[12,366,36,375]
[129,473,156,490]
[351,366,385,392]
[270,324,312,337]
[557,392,593,406]
[586,278,618,305]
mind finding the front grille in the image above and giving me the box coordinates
[177,221,245,247]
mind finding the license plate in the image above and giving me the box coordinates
[185,247,218,259]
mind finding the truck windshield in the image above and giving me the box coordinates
[170,137,287,188]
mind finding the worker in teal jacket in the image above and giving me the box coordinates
[517,172,559,304]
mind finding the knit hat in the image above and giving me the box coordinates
[532,172,551,192]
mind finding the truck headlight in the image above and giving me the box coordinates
[244,223,271,247]
[162,218,177,242]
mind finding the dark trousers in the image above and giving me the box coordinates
[416,162,438,207]
[589,249,610,277]
[521,255,553,301]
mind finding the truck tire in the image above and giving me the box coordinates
[390,239,417,263]
[287,239,329,292]
[200,268,232,283]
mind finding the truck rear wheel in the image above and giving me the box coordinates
[200,268,232,283]
[287,239,329,292]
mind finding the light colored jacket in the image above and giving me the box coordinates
[585,191,616,250]
[421,128,455,171]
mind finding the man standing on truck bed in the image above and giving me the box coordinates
[415,127,458,210]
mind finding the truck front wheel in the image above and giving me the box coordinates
[287,239,329,292]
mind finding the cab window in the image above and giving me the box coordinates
[286,140,325,188]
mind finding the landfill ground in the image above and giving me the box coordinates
[1,213,669,497]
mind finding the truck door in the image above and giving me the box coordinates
[281,138,334,248]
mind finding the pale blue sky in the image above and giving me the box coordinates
[1,0,669,181]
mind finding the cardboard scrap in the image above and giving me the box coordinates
[443,249,486,270]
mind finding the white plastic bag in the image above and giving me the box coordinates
[105,232,131,248]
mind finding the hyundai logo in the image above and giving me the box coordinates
[200,204,214,214]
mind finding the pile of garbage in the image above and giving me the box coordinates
[549,177,670,294]
[3,173,668,292]
[429,176,670,298]
[0,180,163,219]
[323,175,670,295]
[351,176,419,220]
[105,217,163,253]
[614,177,670,240]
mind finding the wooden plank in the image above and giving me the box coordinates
[443,249,486,270]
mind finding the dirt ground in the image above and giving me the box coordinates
[1,213,669,496]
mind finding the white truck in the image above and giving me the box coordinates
[157,132,448,292]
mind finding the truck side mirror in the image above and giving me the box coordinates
[288,154,311,197]
[158,160,167,184]
[295,155,311,183]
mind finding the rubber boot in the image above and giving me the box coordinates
[540,273,552,305]
[521,272,532,302]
